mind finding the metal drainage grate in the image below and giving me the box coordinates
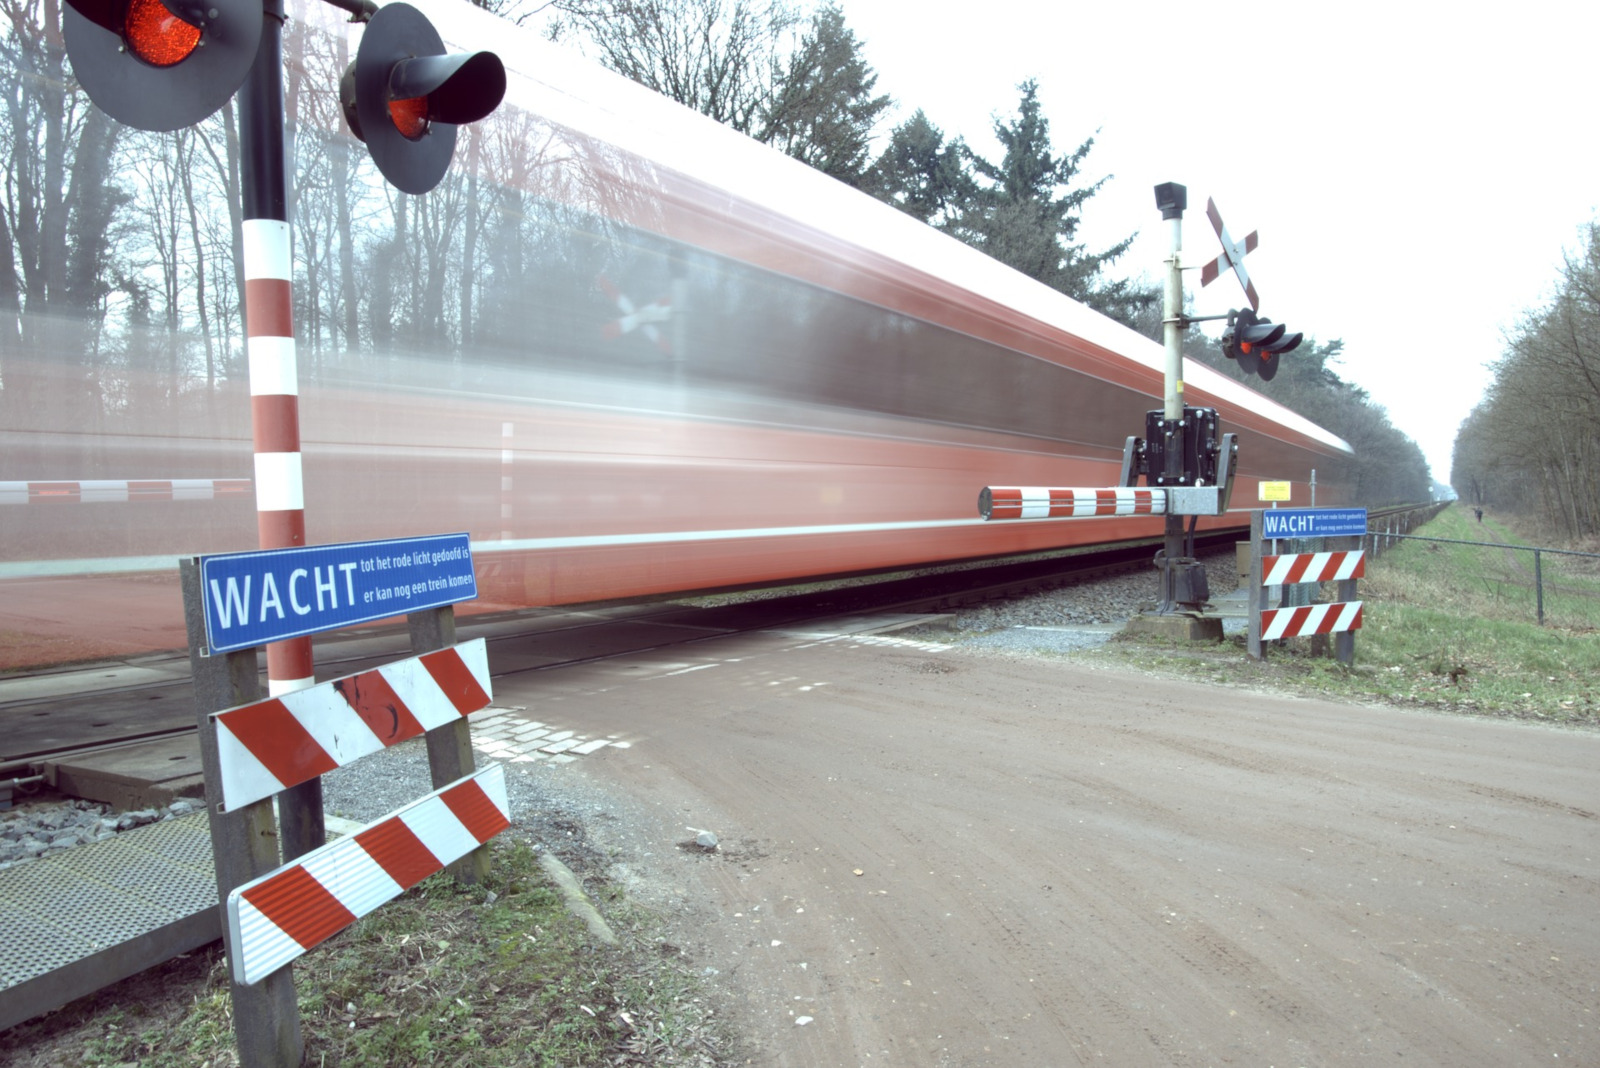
[0,812,219,1031]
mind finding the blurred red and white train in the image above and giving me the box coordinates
[0,0,1350,669]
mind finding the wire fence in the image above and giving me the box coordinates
[1361,529,1600,630]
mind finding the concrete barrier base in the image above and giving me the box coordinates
[1122,612,1226,643]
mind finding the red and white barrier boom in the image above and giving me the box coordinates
[1247,508,1368,663]
[979,484,1231,521]
[0,478,251,504]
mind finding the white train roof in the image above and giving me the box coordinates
[389,0,1351,456]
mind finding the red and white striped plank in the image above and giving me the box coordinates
[1260,601,1363,640]
[226,764,510,986]
[243,217,313,695]
[0,479,251,505]
[1261,550,1366,586]
[981,486,1164,521]
[213,639,492,811]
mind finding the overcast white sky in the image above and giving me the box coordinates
[833,0,1600,483]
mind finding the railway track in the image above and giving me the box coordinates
[2,535,1200,782]
[5,500,1442,789]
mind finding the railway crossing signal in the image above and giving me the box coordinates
[340,1,506,194]
[1198,197,1260,311]
[1223,308,1302,381]
[61,0,261,131]
[63,0,506,195]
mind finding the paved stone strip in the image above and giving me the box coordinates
[468,707,631,765]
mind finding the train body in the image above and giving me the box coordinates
[0,0,1350,668]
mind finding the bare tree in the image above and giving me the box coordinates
[1455,224,1600,535]
[0,0,128,452]
[550,0,801,134]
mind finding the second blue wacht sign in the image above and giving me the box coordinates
[1260,507,1369,540]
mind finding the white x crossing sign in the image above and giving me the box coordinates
[1197,198,1259,311]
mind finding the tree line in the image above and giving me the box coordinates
[1184,333,1432,508]
[552,0,1439,505]
[546,0,1155,325]
[1452,224,1600,538]
[1,0,1433,510]
[0,0,1144,451]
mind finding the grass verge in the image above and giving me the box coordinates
[6,840,738,1067]
[1092,504,1600,727]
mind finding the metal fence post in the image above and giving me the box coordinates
[1534,549,1545,625]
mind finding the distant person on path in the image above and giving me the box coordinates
[1475,507,1484,523]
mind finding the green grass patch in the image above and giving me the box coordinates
[12,840,737,1067]
[1092,504,1600,727]
[1367,504,1600,630]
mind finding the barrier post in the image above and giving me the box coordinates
[188,531,491,1066]
[179,560,303,1068]
[408,603,489,885]
[1335,533,1359,666]
[1248,508,1367,663]
[1247,510,1266,660]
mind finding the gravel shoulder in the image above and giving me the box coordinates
[495,619,1600,1068]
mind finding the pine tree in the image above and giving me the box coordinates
[759,5,892,187]
[949,80,1149,322]
[864,110,970,226]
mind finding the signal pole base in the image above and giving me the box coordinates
[1123,611,1225,643]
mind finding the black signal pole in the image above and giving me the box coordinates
[239,0,287,222]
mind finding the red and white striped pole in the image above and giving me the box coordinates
[238,0,322,876]
[219,3,315,1062]
[243,217,314,696]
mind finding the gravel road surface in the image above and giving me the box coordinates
[486,620,1599,1067]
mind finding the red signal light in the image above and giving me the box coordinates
[124,0,201,67]
[340,2,505,194]
[388,97,429,140]
[63,0,258,131]
[1222,308,1301,382]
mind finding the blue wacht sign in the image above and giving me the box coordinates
[1260,507,1369,540]
[199,532,476,654]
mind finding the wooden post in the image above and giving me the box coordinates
[180,560,303,1068]
[1336,533,1359,666]
[1247,510,1265,661]
[408,604,489,885]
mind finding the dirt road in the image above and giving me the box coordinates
[498,623,1599,1067]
